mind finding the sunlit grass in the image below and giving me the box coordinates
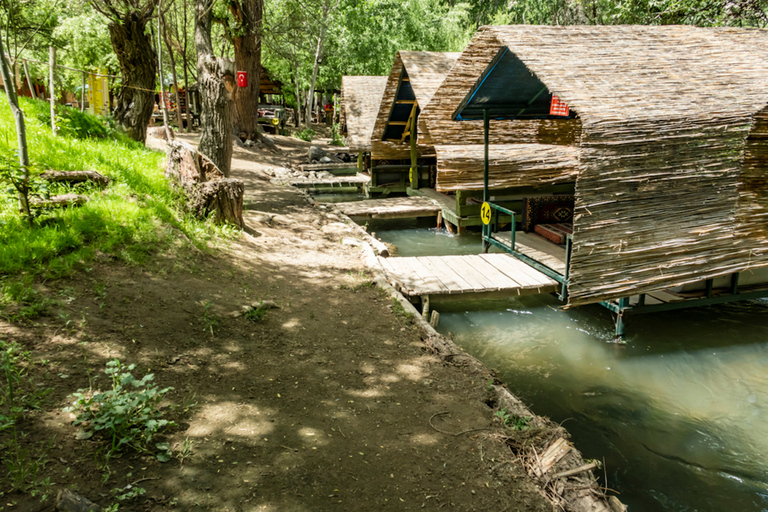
[0,97,223,282]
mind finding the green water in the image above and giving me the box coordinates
[371,219,768,512]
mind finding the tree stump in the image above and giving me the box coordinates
[41,170,111,188]
[189,178,245,228]
[165,141,244,228]
[56,488,103,512]
[165,140,224,186]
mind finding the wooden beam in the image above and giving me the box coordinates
[395,100,416,104]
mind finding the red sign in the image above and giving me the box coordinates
[550,95,569,117]
[237,71,248,88]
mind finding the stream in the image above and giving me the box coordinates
[367,217,768,512]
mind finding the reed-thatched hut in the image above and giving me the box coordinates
[367,51,459,195]
[426,24,768,308]
[340,76,387,170]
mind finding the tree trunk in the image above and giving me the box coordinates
[109,11,157,143]
[161,12,184,133]
[304,20,325,128]
[0,34,31,225]
[196,0,234,177]
[49,46,56,135]
[229,0,263,140]
[155,13,173,142]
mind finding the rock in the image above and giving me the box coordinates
[342,237,363,247]
[56,488,102,512]
[308,146,328,161]
[319,156,333,164]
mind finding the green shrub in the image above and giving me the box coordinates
[294,127,315,142]
[65,359,175,462]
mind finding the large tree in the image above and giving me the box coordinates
[88,0,157,143]
[196,0,234,176]
[219,0,263,139]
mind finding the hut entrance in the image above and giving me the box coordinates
[455,49,578,121]
[382,70,419,143]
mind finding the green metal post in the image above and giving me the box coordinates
[357,152,364,173]
[482,109,490,252]
[705,279,713,298]
[483,109,489,203]
[409,114,418,190]
[730,273,740,294]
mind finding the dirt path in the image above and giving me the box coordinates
[0,134,556,511]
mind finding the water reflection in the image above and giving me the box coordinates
[374,221,768,512]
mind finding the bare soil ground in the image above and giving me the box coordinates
[0,131,555,511]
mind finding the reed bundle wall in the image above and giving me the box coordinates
[435,25,768,305]
[420,30,582,148]
[340,76,388,153]
[370,51,458,161]
[434,144,579,192]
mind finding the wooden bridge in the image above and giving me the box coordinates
[378,253,558,302]
[337,196,441,220]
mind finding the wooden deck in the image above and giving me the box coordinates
[299,162,359,174]
[288,174,371,189]
[492,231,567,275]
[338,197,441,220]
[378,253,559,299]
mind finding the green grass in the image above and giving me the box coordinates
[0,98,224,282]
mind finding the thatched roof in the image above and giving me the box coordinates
[434,144,579,192]
[370,51,459,160]
[340,76,387,152]
[428,25,768,306]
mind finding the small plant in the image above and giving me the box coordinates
[244,303,269,323]
[111,484,147,501]
[65,359,175,462]
[294,127,315,142]
[1,340,54,497]
[176,437,195,466]
[330,123,345,146]
[495,408,532,431]
[201,301,220,335]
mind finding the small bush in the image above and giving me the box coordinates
[36,105,114,140]
[66,359,175,462]
[294,128,315,142]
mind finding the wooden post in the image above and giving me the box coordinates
[409,112,418,190]
[49,46,56,135]
[22,60,36,100]
[357,152,363,173]
[81,72,86,112]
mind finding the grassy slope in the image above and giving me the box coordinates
[0,98,223,313]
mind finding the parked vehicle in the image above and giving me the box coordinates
[257,105,287,133]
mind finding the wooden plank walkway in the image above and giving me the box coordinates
[492,231,567,275]
[337,197,441,220]
[299,162,359,174]
[378,253,559,299]
[288,174,371,188]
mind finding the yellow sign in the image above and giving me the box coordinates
[409,167,414,184]
[480,202,492,225]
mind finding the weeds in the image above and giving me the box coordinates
[0,340,53,498]
[244,302,269,323]
[201,301,220,335]
[65,359,175,464]
[495,408,532,431]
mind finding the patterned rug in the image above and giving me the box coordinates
[534,223,573,245]
[522,195,575,232]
